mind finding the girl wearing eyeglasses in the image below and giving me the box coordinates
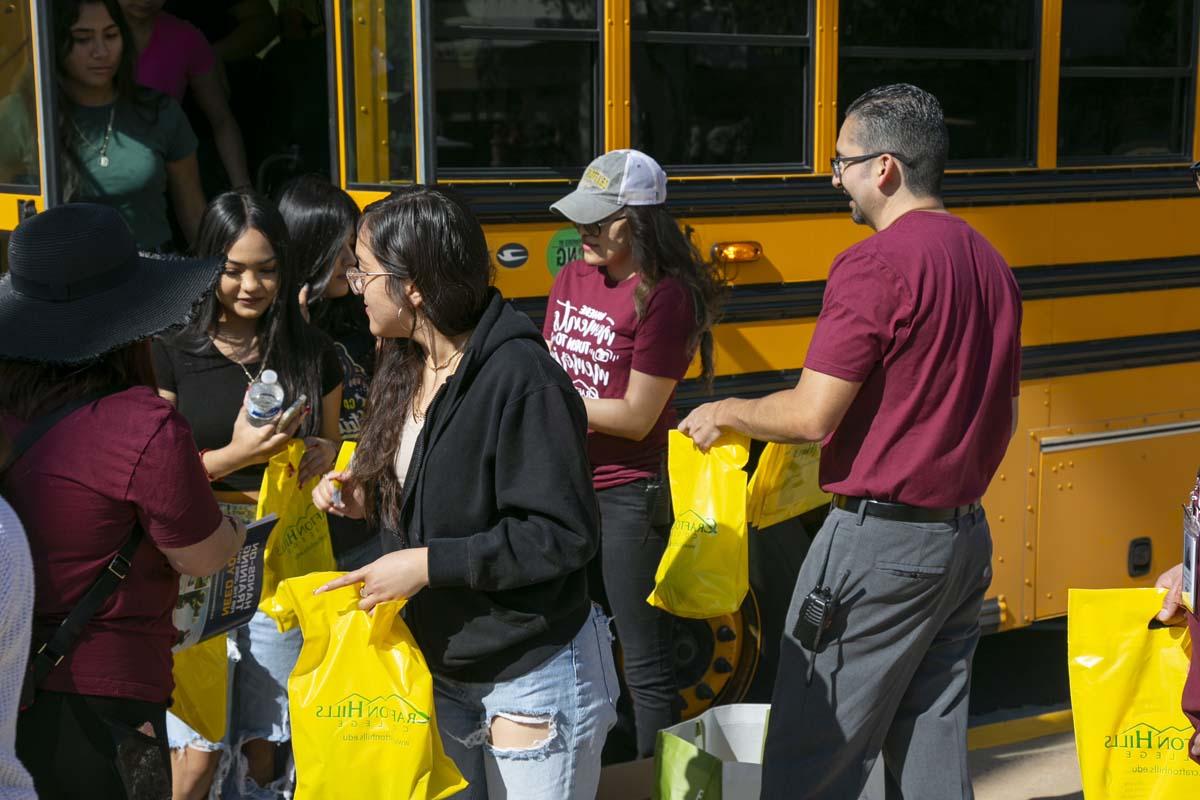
[544,149,726,760]
[312,186,615,799]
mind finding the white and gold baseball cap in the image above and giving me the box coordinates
[550,149,668,224]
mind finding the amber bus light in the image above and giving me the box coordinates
[711,241,763,264]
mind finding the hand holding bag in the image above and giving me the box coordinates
[271,572,467,800]
[1068,587,1200,797]
[256,440,337,618]
[647,431,750,619]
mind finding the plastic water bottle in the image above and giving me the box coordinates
[246,369,285,427]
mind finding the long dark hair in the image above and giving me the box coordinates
[276,175,369,342]
[54,0,161,199]
[624,205,726,385]
[169,191,326,437]
[353,186,493,527]
[0,341,157,420]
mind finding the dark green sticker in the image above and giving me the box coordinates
[546,227,583,278]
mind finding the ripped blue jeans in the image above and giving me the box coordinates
[433,605,619,800]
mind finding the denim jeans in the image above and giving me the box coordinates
[592,477,680,759]
[433,605,618,800]
[166,611,301,799]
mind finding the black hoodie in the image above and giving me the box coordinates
[391,290,600,682]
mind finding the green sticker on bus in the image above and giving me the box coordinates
[546,227,583,278]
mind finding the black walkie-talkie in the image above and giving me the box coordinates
[794,569,851,684]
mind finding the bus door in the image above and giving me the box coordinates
[0,0,57,262]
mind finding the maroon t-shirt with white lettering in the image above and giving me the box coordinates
[804,210,1022,508]
[1,387,222,703]
[544,260,695,490]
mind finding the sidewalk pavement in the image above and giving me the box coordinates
[597,730,1084,800]
[860,731,1082,800]
[971,732,1082,800]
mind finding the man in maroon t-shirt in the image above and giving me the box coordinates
[680,84,1022,799]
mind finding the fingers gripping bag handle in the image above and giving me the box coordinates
[367,600,404,649]
[1068,587,1200,799]
[647,430,750,619]
[272,574,467,800]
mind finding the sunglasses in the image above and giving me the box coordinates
[830,151,913,181]
[576,211,627,237]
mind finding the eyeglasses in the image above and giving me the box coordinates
[344,268,393,295]
[576,211,626,237]
[830,151,913,181]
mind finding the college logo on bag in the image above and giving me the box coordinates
[673,509,717,538]
[1103,723,1192,753]
[281,504,330,558]
[315,693,431,727]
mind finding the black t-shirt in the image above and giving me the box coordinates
[152,336,342,493]
[325,326,376,557]
[330,328,374,441]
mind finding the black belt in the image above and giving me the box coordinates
[831,494,981,523]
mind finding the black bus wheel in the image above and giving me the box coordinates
[674,587,763,720]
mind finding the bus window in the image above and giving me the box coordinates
[630,0,811,169]
[0,0,39,189]
[342,0,416,184]
[431,0,600,175]
[838,0,1038,165]
[1058,0,1195,162]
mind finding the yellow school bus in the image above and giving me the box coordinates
[7,0,1200,717]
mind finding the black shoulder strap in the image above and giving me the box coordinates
[29,525,145,686]
[6,394,143,692]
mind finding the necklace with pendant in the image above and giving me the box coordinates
[71,106,116,168]
[215,330,266,384]
[236,359,264,385]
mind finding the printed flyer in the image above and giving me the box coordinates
[172,514,278,651]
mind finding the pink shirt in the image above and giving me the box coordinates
[1,387,222,703]
[544,261,695,490]
[134,12,216,102]
[804,210,1022,508]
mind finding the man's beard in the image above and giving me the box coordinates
[850,201,867,226]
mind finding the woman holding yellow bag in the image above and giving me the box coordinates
[153,191,343,799]
[312,187,616,800]
[543,150,725,759]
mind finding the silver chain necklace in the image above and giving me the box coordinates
[71,106,116,168]
[214,330,266,385]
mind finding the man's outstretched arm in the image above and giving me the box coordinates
[679,368,862,450]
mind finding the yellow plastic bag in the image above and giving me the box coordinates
[272,573,468,800]
[169,634,229,742]
[746,442,830,529]
[648,430,750,619]
[1068,588,1200,797]
[256,440,337,618]
[333,440,356,475]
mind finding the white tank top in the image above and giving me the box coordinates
[393,412,427,487]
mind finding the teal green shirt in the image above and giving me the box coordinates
[68,95,197,250]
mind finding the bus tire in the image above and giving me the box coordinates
[673,507,821,718]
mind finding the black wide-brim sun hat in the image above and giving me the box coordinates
[0,203,222,365]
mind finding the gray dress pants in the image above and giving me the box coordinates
[759,506,993,800]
